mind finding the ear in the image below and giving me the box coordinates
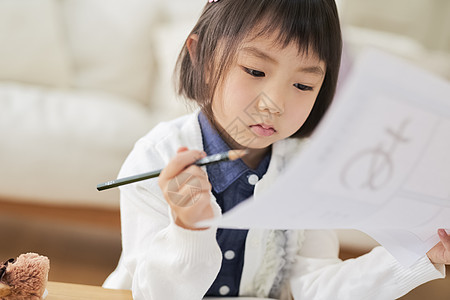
[0,283,11,297]
[186,34,199,65]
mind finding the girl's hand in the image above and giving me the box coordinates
[158,147,214,230]
[427,229,450,264]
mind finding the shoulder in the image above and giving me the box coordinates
[118,111,203,178]
[141,112,201,147]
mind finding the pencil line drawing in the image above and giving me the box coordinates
[340,118,411,191]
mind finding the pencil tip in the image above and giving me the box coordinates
[228,149,250,160]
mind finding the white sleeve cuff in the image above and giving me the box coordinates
[393,254,445,295]
[164,221,221,264]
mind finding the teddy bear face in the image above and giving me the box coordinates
[0,253,50,300]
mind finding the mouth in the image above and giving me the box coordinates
[249,123,276,137]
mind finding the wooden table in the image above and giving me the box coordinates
[46,281,132,300]
[46,282,272,300]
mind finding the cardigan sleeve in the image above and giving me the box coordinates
[289,230,445,300]
[108,136,223,300]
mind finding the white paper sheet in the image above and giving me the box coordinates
[203,49,450,266]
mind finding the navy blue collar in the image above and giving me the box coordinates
[198,111,271,194]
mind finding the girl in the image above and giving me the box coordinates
[104,0,449,299]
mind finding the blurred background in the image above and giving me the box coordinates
[0,0,448,299]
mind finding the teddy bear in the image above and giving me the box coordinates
[0,253,50,300]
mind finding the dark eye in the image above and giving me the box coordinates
[243,67,265,77]
[294,83,313,91]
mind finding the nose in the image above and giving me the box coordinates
[256,90,284,115]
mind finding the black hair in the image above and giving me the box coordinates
[176,0,342,137]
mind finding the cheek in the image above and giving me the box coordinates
[219,72,256,112]
[288,110,309,132]
[212,74,248,125]
[305,97,317,116]
[285,95,318,131]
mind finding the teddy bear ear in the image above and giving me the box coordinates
[0,283,11,297]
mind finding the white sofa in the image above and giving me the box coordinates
[339,0,450,81]
[0,0,206,209]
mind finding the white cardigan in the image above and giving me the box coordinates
[103,111,445,300]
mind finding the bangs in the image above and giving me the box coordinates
[255,3,334,62]
[219,0,341,66]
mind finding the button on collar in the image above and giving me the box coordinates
[247,174,259,185]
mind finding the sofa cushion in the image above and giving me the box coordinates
[147,0,206,120]
[0,0,71,88]
[0,83,160,208]
[61,0,158,106]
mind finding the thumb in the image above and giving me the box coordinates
[160,149,206,180]
[438,229,450,250]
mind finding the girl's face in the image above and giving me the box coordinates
[211,32,326,150]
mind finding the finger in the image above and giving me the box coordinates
[173,197,214,230]
[174,193,213,217]
[184,165,209,179]
[169,187,209,207]
[165,168,210,204]
[175,182,211,198]
[175,171,210,190]
[185,197,215,226]
[160,149,206,180]
[167,173,211,202]
[183,167,211,191]
[177,146,189,153]
[166,188,199,207]
[438,229,450,250]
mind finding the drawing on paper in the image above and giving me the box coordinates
[340,118,411,190]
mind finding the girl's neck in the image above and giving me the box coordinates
[206,112,271,170]
[242,147,271,170]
